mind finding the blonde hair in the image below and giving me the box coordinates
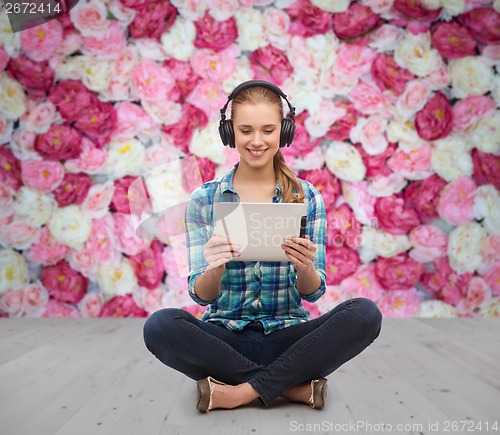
[230,86,305,204]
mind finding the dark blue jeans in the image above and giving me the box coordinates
[143,297,382,407]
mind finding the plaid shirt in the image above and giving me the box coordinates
[185,162,327,335]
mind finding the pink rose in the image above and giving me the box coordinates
[164,59,202,103]
[128,240,165,290]
[41,260,88,304]
[372,53,415,96]
[299,167,341,211]
[326,203,362,249]
[263,7,290,35]
[0,45,8,70]
[133,286,164,314]
[342,180,378,225]
[325,245,360,286]
[353,141,396,178]
[21,100,57,134]
[482,234,500,268]
[100,294,148,317]
[335,43,377,79]
[70,0,109,36]
[81,20,126,56]
[78,292,104,318]
[67,247,98,277]
[6,55,54,100]
[421,256,473,306]
[458,7,500,45]
[53,172,93,207]
[73,98,118,149]
[302,300,321,319]
[25,226,70,265]
[0,145,23,191]
[0,290,24,317]
[0,181,14,217]
[47,79,97,123]
[113,212,151,255]
[404,174,447,223]
[452,96,496,133]
[182,156,216,194]
[131,60,175,102]
[113,102,156,140]
[351,115,388,156]
[129,1,176,40]
[387,144,433,180]
[415,92,453,141]
[375,194,421,235]
[34,123,83,161]
[85,214,120,263]
[340,263,385,302]
[279,115,321,158]
[21,160,64,192]
[64,137,107,175]
[162,103,208,154]
[249,45,293,86]
[81,181,115,219]
[23,281,49,317]
[472,149,500,190]
[194,12,238,51]
[20,19,63,62]
[393,0,442,21]
[191,45,239,82]
[369,24,402,52]
[332,2,382,39]
[325,100,360,141]
[481,260,500,297]
[396,80,431,118]
[481,43,500,62]
[460,277,491,316]
[375,253,425,291]
[0,216,40,250]
[431,20,477,59]
[348,80,387,115]
[378,288,421,317]
[287,0,333,37]
[186,79,227,120]
[437,176,476,226]
[110,176,137,214]
[409,224,448,263]
[42,299,81,318]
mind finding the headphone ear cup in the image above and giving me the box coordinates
[219,120,235,148]
[280,118,296,148]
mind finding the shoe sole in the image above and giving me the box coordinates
[196,378,211,413]
[312,378,328,410]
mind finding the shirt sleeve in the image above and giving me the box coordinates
[294,182,327,303]
[184,189,215,306]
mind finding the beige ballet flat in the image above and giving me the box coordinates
[309,377,328,409]
[196,376,226,413]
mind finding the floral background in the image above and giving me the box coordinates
[0,0,499,319]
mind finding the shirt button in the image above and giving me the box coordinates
[255,276,260,282]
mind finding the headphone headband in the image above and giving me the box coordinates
[219,80,296,122]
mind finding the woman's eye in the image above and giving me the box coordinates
[264,130,274,134]
[242,131,251,134]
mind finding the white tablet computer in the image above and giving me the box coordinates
[214,202,307,262]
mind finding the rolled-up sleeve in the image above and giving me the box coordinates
[295,182,327,303]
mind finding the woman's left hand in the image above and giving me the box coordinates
[281,235,317,271]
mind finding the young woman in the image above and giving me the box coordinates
[143,80,383,412]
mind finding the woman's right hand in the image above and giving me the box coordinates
[204,235,241,272]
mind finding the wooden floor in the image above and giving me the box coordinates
[1,318,499,435]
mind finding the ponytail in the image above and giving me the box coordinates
[273,149,304,204]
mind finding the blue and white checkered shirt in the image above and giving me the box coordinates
[184,162,327,335]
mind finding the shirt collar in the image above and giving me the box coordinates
[221,162,281,196]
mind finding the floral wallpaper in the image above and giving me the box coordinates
[0,0,499,319]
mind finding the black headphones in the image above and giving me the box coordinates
[218,80,296,149]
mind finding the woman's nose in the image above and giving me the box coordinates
[251,132,264,145]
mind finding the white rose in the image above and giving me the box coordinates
[367,173,407,197]
[417,300,459,317]
[468,111,500,156]
[293,147,325,171]
[386,118,427,152]
[474,185,500,236]
[14,187,56,228]
[76,56,111,93]
[134,39,168,61]
[207,0,237,21]
[222,58,254,94]
[358,226,412,263]
[0,181,14,217]
[448,221,487,274]
[189,120,226,164]
[449,56,494,99]
[491,76,500,108]
[105,137,147,178]
[368,24,403,53]
[81,181,115,219]
[0,11,21,58]
[108,0,136,27]
[430,136,473,182]
[263,7,290,50]
[48,204,92,249]
[311,0,350,12]
[97,257,138,298]
[70,0,109,37]
[0,116,13,145]
[171,0,207,20]
[54,55,82,82]
[441,0,465,16]
[235,7,267,52]
[495,0,500,12]
[160,17,196,62]
[325,141,366,182]
[142,99,182,127]
[0,249,29,292]
[281,77,322,116]
[394,32,441,77]
[305,99,340,138]
[362,0,395,14]
[22,101,58,134]
[0,72,27,120]
[342,180,377,226]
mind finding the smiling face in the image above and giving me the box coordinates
[231,102,282,169]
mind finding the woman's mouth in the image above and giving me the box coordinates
[248,149,267,158]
